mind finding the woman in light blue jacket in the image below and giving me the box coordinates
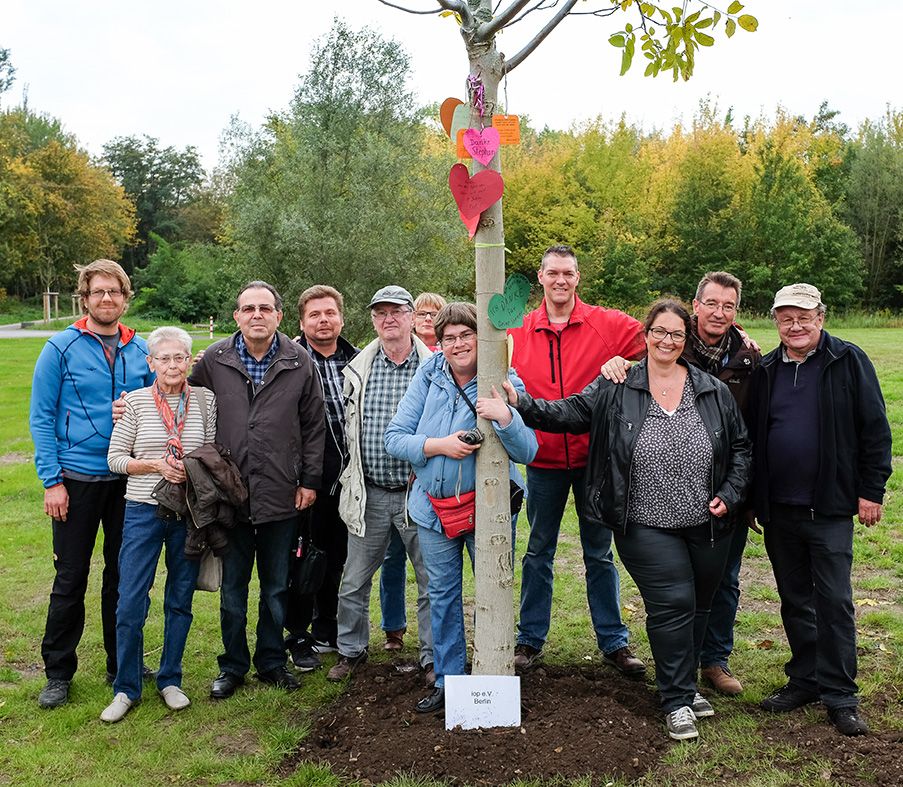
[385,302,537,714]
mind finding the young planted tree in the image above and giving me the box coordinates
[378,0,758,678]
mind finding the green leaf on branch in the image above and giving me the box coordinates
[609,34,626,47]
[696,17,713,29]
[738,14,759,31]
[727,1,744,13]
[695,31,714,46]
[726,18,736,37]
[620,36,636,75]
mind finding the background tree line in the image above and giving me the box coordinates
[1,22,901,338]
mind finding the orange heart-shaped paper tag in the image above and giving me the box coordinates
[440,98,464,137]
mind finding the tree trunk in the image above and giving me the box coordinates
[464,22,514,677]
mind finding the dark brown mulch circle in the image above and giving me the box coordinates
[289,662,670,784]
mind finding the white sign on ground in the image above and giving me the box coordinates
[444,675,521,730]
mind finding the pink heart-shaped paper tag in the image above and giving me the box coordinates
[463,127,501,166]
[448,163,504,220]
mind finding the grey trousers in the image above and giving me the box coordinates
[335,484,433,665]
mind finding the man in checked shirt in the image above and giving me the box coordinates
[327,285,435,684]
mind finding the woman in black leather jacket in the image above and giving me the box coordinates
[502,299,750,741]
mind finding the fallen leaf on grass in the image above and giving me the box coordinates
[855,598,879,606]
[755,639,774,649]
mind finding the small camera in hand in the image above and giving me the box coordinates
[458,428,485,446]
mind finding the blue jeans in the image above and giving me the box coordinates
[218,517,296,676]
[114,502,199,701]
[379,526,408,632]
[518,466,628,654]
[700,521,748,667]
[418,524,475,689]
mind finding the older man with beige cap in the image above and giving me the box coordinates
[327,285,435,684]
[746,282,892,736]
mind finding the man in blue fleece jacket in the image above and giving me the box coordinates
[29,259,154,709]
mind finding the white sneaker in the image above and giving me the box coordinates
[159,685,191,711]
[692,692,715,718]
[665,705,699,740]
[100,692,133,723]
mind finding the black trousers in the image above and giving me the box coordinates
[763,505,858,708]
[615,521,732,713]
[42,477,126,680]
[284,490,348,647]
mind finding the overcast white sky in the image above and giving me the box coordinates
[4,1,898,171]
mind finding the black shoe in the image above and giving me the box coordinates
[828,706,869,736]
[760,683,819,713]
[256,665,300,692]
[38,678,70,709]
[416,687,445,714]
[105,665,157,685]
[288,640,322,672]
[210,671,245,700]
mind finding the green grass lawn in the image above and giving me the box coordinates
[0,326,900,786]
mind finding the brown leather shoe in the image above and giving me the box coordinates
[602,646,646,677]
[513,644,543,672]
[384,628,406,651]
[326,652,367,682]
[701,664,743,695]
[423,662,436,687]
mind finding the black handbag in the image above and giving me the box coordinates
[289,509,327,597]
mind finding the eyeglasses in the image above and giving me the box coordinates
[543,270,577,281]
[699,300,736,315]
[440,330,476,348]
[88,288,124,299]
[153,354,190,365]
[776,315,819,328]
[238,304,277,315]
[649,327,687,342]
[372,307,410,322]
[415,310,439,319]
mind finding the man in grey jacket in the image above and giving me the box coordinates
[189,280,326,699]
[327,285,434,683]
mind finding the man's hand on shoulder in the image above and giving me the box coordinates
[44,483,69,522]
[111,391,127,423]
[599,356,631,384]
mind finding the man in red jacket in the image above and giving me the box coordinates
[509,245,646,675]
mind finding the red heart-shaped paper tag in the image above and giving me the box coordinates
[448,163,504,220]
[463,127,500,166]
[459,209,479,238]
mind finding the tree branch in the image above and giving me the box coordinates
[375,0,444,13]
[436,0,475,28]
[477,1,533,39]
[503,0,580,73]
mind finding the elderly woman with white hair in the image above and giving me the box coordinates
[102,327,217,722]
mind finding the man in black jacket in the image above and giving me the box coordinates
[748,283,892,737]
[283,285,359,671]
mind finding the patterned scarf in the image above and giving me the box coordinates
[689,315,732,376]
[152,380,191,467]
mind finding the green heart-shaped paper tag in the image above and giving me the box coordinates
[488,273,531,329]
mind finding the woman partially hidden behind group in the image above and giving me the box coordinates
[103,327,217,722]
[503,298,750,741]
